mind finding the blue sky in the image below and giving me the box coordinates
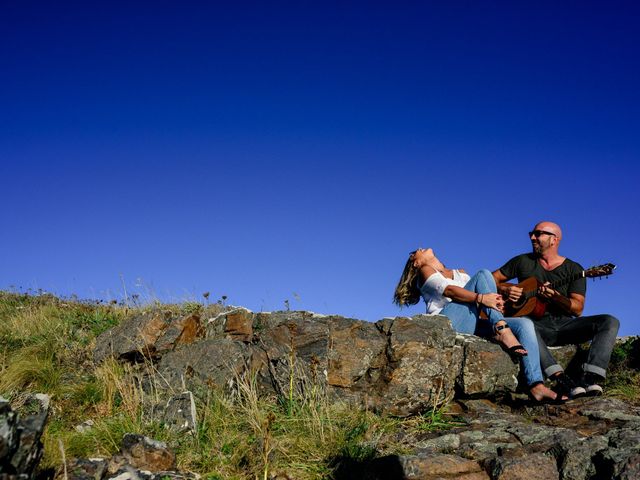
[2,2,638,335]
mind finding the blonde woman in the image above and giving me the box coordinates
[394,248,564,403]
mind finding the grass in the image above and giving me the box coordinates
[605,337,640,404]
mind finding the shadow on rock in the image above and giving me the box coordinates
[330,454,404,480]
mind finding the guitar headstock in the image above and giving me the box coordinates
[585,263,616,278]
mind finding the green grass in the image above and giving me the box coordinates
[605,337,640,404]
[413,406,466,433]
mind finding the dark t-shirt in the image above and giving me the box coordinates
[499,253,586,318]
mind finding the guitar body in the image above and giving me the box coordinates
[504,277,548,318]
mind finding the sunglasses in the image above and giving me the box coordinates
[529,230,556,238]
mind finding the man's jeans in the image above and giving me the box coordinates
[532,314,620,379]
[441,269,544,386]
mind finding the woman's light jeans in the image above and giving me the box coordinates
[440,269,543,386]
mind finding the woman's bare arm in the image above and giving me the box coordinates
[443,285,504,312]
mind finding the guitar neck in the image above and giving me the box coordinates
[550,271,585,290]
[514,263,614,304]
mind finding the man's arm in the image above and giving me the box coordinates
[538,285,585,317]
[492,269,523,302]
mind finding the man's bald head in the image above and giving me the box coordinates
[535,221,562,241]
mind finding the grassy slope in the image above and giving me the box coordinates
[1,292,638,479]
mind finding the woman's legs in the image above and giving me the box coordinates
[504,317,543,386]
[479,316,561,400]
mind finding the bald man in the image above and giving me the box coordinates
[493,221,619,398]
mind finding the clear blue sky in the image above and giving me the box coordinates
[2,2,638,335]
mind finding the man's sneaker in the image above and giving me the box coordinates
[553,373,586,399]
[581,373,604,397]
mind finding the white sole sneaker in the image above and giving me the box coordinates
[585,384,603,396]
[570,386,587,398]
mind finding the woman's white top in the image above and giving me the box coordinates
[419,269,471,314]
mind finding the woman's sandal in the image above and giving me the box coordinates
[528,381,568,405]
[493,323,528,363]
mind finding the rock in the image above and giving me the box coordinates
[102,466,198,480]
[554,434,608,480]
[457,334,519,396]
[94,311,204,363]
[162,392,197,433]
[578,398,640,423]
[157,312,465,415]
[109,434,176,473]
[74,419,95,433]
[257,311,332,400]
[414,433,461,451]
[154,338,267,392]
[66,457,108,480]
[489,452,559,479]
[372,315,463,416]
[326,316,386,390]
[155,314,204,355]
[65,435,196,480]
[0,398,18,464]
[206,308,254,342]
[0,394,50,479]
[460,424,520,455]
[548,345,579,371]
[594,423,640,480]
[399,453,487,479]
[378,396,640,480]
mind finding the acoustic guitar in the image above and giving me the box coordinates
[503,263,616,318]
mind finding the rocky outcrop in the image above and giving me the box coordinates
[398,396,640,480]
[85,308,640,479]
[94,311,205,363]
[457,335,519,396]
[150,311,466,416]
[94,309,580,416]
[329,396,640,479]
[0,394,50,479]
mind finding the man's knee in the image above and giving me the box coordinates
[600,314,620,334]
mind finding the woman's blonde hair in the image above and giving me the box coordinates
[393,251,421,307]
